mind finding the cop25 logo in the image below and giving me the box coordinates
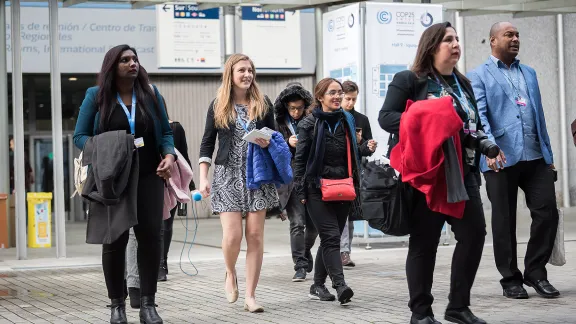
[420,12,433,27]
[327,19,335,32]
[377,10,392,24]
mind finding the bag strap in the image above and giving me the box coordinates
[345,127,352,178]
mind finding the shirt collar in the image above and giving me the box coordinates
[490,55,520,68]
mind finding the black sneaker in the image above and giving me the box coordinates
[336,285,354,305]
[292,268,307,282]
[308,284,336,301]
[305,249,313,273]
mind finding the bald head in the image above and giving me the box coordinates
[489,22,520,65]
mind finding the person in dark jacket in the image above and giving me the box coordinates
[273,82,318,282]
[378,23,487,324]
[73,44,175,324]
[339,81,377,267]
[294,78,367,305]
[124,95,196,308]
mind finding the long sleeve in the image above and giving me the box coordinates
[293,119,313,201]
[378,71,414,134]
[73,87,98,150]
[467,70,495,144]
[152,85,176,158]
[199,100,218,165]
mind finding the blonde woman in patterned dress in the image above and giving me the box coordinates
[198,54,278,313]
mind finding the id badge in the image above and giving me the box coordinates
[469,122,477,133]
[516,96,527,106]
[134,137,145,148]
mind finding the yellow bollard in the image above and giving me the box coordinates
[27,192,53,248]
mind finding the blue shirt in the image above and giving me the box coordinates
[490,55,542,161]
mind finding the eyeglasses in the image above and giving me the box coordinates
[325,91,344,97]
[288,106,305,112]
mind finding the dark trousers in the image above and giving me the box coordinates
[286,187,318,270]
[407,174,486,317]
[159,207,177,267]
[306,191,350,287]
[484,159,558,288]
[102,173,164,299]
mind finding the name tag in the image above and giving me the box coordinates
[134,137,145,148]
[469,122,477,133]
[516,96,527,106]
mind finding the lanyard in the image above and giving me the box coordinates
[498,63,522,99]
[325,120,341,135]
[435,74,476,122]
[237,115,250,133]
[285,114,297,136]
[117,90,136,135]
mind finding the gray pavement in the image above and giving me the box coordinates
[0,207,574,323]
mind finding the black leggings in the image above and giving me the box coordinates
[160,207,177,266]
[102,173,164,299]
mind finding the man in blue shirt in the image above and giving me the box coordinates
[469,22,559,300]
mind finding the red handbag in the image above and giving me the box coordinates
[320,128,357,202]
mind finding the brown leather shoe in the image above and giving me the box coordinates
[341,252,355,267]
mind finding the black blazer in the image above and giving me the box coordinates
[378,70,483,181]
[199,96,276,166]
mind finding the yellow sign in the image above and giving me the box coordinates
[27,192,53,248]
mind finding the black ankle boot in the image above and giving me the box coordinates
[139,295,163,324]
[109,298,128,324]
[128,287,141,309]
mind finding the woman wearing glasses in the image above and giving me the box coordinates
[293,78,366,305]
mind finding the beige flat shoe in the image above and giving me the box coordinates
[244,300,264,313]
[225,272,239,303]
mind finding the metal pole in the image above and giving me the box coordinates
[223,6,235,58]
[0,0,9,199]
[557,14,570,208]
[455,11,466,73]
[314,6,326,83]
[11,0,26,260]
[359,3,367,115]
[49,0,67,258]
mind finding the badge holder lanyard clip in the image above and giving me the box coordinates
[117,90,144,147]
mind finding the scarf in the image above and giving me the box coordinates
[305,107,344,185]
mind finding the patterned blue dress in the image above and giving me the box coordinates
[210,104,279,213]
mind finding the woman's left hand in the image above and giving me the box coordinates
[254,138,270,148]
[157,154,175,180]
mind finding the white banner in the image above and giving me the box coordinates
[156,4,222,69]
[241,6,302,69]
[364,3,443,159]
[322,4,363,110]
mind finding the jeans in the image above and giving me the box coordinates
[306,190,350,287]
[340,219,354,253]
[286,187,318,270]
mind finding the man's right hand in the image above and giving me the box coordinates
[289,135,298,148]
[487,151,507,172]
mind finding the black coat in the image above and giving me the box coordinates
[378,70,483,184]
[199,96,275,166]
[273,84,313,159]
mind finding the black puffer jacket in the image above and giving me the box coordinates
[273,84,313,158]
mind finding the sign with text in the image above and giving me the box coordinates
[241,6,302,69]
[156,4,222,68]
[364,2,443,158]
[322,3,363,111]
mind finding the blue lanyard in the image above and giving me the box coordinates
[117,90,136,135]
[285,114,297,136]
[237,116,249,132]
[436,74,476,122]
[325,120,341,135]
[500,65,522,99]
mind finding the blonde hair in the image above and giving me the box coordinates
[214,54,267,129]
